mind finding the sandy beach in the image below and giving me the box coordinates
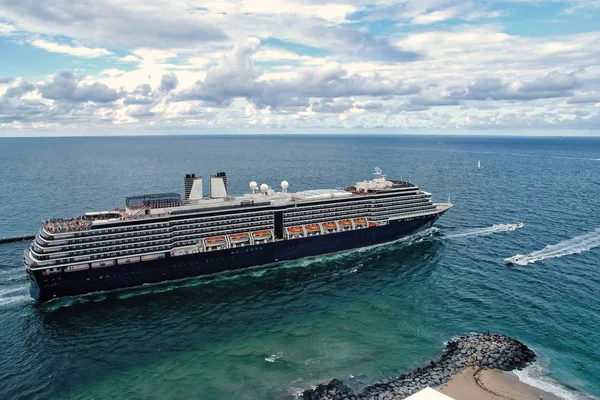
[435,368,561,400]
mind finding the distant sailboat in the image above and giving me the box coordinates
[477,160,481,169]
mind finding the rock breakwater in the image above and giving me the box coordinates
[301,333,536,400]
[0,235,34,245]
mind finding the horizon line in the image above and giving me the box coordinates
[2,131,600,139]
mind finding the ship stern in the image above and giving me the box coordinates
[23,250,41,301]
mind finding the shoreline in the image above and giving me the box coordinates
[436,367,563,400]
[301,333,541,400]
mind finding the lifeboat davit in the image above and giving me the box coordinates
[354,218,367,224]
[305,224,320,231]
[287,226,303,233]
[322,222,336,229]
[339,220,352,226]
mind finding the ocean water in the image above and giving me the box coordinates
[0,135,598,400]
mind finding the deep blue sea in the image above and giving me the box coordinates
[0,135,598,400]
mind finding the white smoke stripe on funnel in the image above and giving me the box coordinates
[445,223,522,238]
[512,363,597,400]
[509,228,600,265]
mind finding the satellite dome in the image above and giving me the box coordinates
[249,181,258,191]
[281,181,289,192]
[260,183,269,193]
[386,181,393,187]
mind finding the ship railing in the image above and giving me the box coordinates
[387,207,446,220]
[43,210,129,235]
[23,251,35,268]
[129,207,148,218]
[122,200,274,222]
[28,242,174,269]
[44,218,94,234]
[171,201,273,215]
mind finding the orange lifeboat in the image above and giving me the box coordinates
[354,218,367,224]
[287,226,303,233]
[322,222,336,229]
[339,220,352,226]
[253,230,272,238]
[229,233,250,242]
[205,236,226,245]
[305,224,320,231]
[368,222,377,228]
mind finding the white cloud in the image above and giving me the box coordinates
[0,22,16,36]
[30,39,112,58]
[204,0,356,23]
[100,69,126,77]
[412,7,461,24]
[1,0,600,133]
[119,55,141,63]
[254,48,312,62]
[0,0,228,49]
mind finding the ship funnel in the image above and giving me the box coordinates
[210,172,228,198]
[185,173,203,200]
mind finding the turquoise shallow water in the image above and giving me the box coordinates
[0,135,598,399]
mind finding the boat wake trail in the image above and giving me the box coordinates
[505,228,600,266]
[0,285,30,307]
[445,223,523,239]
[0,267,31,307]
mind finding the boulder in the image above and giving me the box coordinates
[300,333,536,400]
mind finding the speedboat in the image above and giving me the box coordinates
[515,221,524,228]
[504,254,525,264]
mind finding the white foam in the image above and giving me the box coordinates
[506,228,600,265]
[333,267,359,276]
[249,269,268,278]
[446,223,523,239]
[512,363,597,400]
[0,294,32,307]
[280,227,439,270]
[0,285,28,297]
[265,352,283,363]
[0,268,24,278]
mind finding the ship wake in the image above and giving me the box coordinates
[505,228,600,266]
[0,284,31,307]
[445,223,523,239]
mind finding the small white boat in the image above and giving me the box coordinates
[504,254,525,264]
[515,221,524,228]
[477,160,481,169]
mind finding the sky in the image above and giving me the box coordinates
[0,0,599,137]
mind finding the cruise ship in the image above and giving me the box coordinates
[23,168,452,301]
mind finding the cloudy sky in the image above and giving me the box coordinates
[1,0,599,136]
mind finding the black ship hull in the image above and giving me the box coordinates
[30,213,443,301]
